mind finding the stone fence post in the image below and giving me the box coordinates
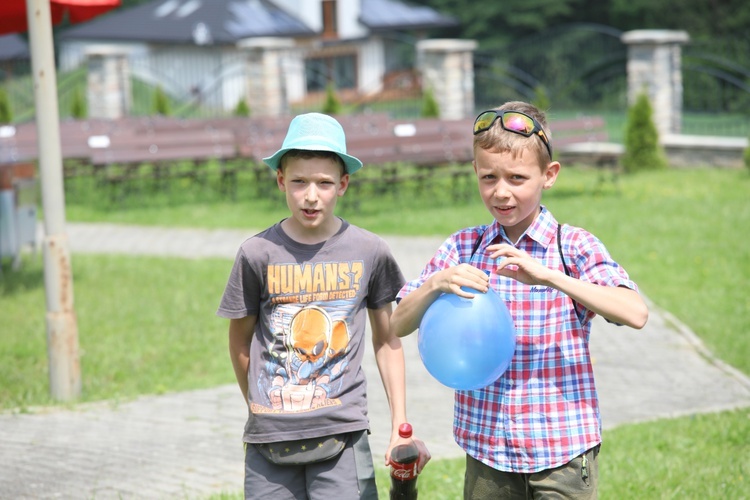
[238,37,304,118]
[85,45,131,119]
[621,30,689,136]
[416,39,477,120]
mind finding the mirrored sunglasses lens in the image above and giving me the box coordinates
[502,113,535,134]
[474,112,497,133]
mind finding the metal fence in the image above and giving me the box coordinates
[1,25,748,137]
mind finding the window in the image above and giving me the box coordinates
[305,54,357,92]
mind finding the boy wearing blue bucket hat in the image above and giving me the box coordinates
[391,101,648,499]
[217,113,430,499]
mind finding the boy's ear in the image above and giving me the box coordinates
[337,173,350,196]
[543,161,560,190]
[276,168,286,191]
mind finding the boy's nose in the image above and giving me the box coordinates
[305,185,319,202]
[494,181,511,199]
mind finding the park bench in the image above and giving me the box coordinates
[3,113,620,205]
[552,115,623,166]
[89,127,237,201]
[344,117,475,200]
[0,123,37,165]
[550,115,623,188]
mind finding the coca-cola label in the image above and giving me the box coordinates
[390,460,417,481]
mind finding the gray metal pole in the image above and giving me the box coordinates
[26,0,81,401]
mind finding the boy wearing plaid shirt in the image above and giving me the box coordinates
[391,101,648,499]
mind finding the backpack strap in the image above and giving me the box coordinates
[468,229,485,262]
[557,223,583,318]
[557,223,572,278]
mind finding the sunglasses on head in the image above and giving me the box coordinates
[473,110,553,159]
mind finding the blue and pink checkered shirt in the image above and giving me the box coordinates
[397,207,638,473]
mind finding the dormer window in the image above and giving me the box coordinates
[322,0,337,39]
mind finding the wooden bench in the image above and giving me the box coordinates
[345,117,475,200]
[89,128,238,201]
[550,115,623,188]
[5,114,622,204]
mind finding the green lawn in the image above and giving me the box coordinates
[2,166,749,498]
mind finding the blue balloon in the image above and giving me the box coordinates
[418,285,516,390]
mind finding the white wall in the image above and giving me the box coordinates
[273,0,321,31]
[338,0,367,39]
[358,37,385,94]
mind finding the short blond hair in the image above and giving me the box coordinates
[473,101,553,168]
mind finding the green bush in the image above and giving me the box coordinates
[70,87,87,119]
[420,86,440,118]
[152,85,171,116]
[621,92,668,173]
[0,87,12,124]
[322,83,342,115]
[234,98,250,117]
[744,136,750,173]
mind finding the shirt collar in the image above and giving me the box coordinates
[482,206,558,249]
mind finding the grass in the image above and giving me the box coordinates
[0,255,235,409]
[3,166,749,498]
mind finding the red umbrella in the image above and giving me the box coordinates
[0,0,120,35]
[1,0,121,402]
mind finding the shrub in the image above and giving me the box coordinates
[234,98,250,117]
[421,86,440,118]
[70,87,87,119]
[322,83,342,115]
[0,87,12,124]
[152,85,171,116]
[621,92,668,173]
[744,137,750,173]
[532,85,550,112]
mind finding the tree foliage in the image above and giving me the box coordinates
[412,0,750,47]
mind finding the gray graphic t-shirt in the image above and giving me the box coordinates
[217,220,404,443]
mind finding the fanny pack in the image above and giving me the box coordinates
[254,433,350,465]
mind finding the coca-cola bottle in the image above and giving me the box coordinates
[389,422,419,499]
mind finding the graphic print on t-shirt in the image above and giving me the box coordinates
[252,260,364,415]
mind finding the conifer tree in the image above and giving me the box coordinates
[621,92,667,173]
[421,87,440,118]
[152,85,171,116]
[234,98,250,117]
[322,83,342,115]
[0,87,12,124]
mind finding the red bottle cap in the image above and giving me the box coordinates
[398,422,413,438]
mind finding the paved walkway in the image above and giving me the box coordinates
[2,222,750,499]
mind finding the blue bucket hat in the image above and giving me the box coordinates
[263,113,363,174]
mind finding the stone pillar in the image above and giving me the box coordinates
[238,37,302,118]
[416,39,477,120]
[621,30,689,136]
[85,45,131,119]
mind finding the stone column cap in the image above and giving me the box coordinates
[621,30,690,45]
[237,37,296,50]
[84,44,132,56]
[416,39,478,52]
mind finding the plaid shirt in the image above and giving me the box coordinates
[397,207,638,473]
